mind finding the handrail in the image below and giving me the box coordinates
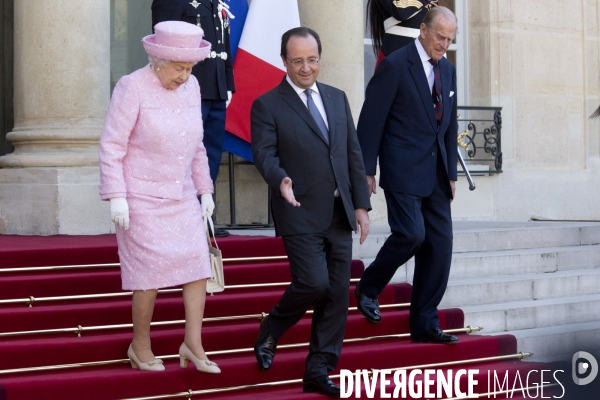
[457,106,502,111]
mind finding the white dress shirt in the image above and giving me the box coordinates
[286,75,329,130]
[414,37,435,95]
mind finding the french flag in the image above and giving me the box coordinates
[224,0,301,162]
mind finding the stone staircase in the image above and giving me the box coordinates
[351,221,600,361]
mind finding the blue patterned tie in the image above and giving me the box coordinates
[305,89,329,145]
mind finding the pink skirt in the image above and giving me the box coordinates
[115,192,212,290]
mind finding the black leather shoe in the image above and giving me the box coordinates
[210,228,230,238]
[354,285,381,323]
[412,327,459,344]
[302,375,340,397]
[254,317,277,371]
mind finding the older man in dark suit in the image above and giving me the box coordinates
[251,27,370,397]
[354,6,459,345]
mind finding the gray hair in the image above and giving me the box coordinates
[422,6,457,30]
[148,55,170,68]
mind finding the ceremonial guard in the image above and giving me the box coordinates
[152,0,235,236]
[152,0,235,185]
[368,0,438,59]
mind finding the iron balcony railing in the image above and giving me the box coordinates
[457,106,502,174]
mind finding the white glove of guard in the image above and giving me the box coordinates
[110,197,130,230]
[226,91,233,108]
[200,193,215,221]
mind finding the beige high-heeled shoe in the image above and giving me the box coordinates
[179,342,221,373]
[127,344,165,371]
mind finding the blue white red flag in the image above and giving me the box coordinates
[223,0,301,162]
[222,0,250,160]
[226,0,248,61]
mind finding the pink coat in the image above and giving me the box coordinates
[99,65,213,201]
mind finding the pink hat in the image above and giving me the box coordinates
[142,21,211,63]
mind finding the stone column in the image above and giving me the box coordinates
[0,0,110,234]
[298,0,364,120]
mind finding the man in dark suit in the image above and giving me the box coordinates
[251,27,371,397]
[152,0,235,236]
[354,6,459,345]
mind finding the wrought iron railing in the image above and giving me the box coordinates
[457,106,502,174]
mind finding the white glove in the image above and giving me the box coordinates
[110,197,130,230]
[226,91,232,108]
[200,193,215,220]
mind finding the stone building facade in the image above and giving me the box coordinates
[0,0,599,235]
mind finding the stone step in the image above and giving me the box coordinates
[344,222,600,363]
[428,244,600,281]
[361,244,600,286]
[351,221,600,260]
[450,221,600,253]
[491,321,600,362]
[447,244,600,277]
[440,269,600,308]
[461,294,600,333]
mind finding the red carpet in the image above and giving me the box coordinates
[0,234,286,268]
[0,234,561,399]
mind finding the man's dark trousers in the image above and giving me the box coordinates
[359,155,452,337]
[201,99,226,183]
[264,197,352,380]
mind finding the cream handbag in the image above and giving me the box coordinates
[204,218,225,294]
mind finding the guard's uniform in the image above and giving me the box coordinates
[375,0,437,56]
[152,0,235,182]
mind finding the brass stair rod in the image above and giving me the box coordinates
[120,348,530,400]
[442,383,558,400]
[0,326,482,376]
[121,382,558,400]
[0,256,289,274]
[205,326,483,357]
[334,350,531,378]
[0,289,181,307]
[0,263,120,273]
[0,303,410,338]
[0,278,362,307]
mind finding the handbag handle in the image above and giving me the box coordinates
[204,216,220,250]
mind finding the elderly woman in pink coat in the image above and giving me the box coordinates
[99,21,219,373]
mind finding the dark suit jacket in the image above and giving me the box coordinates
[152,0,235,101]
[251,78,371,237]
[357,40,458,197]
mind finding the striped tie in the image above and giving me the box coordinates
[429,59,443,125]
[305,89,329,145]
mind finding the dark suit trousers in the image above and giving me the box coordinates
[266,198,352,380]
[359,157,453,337]
[201,99,226,183]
